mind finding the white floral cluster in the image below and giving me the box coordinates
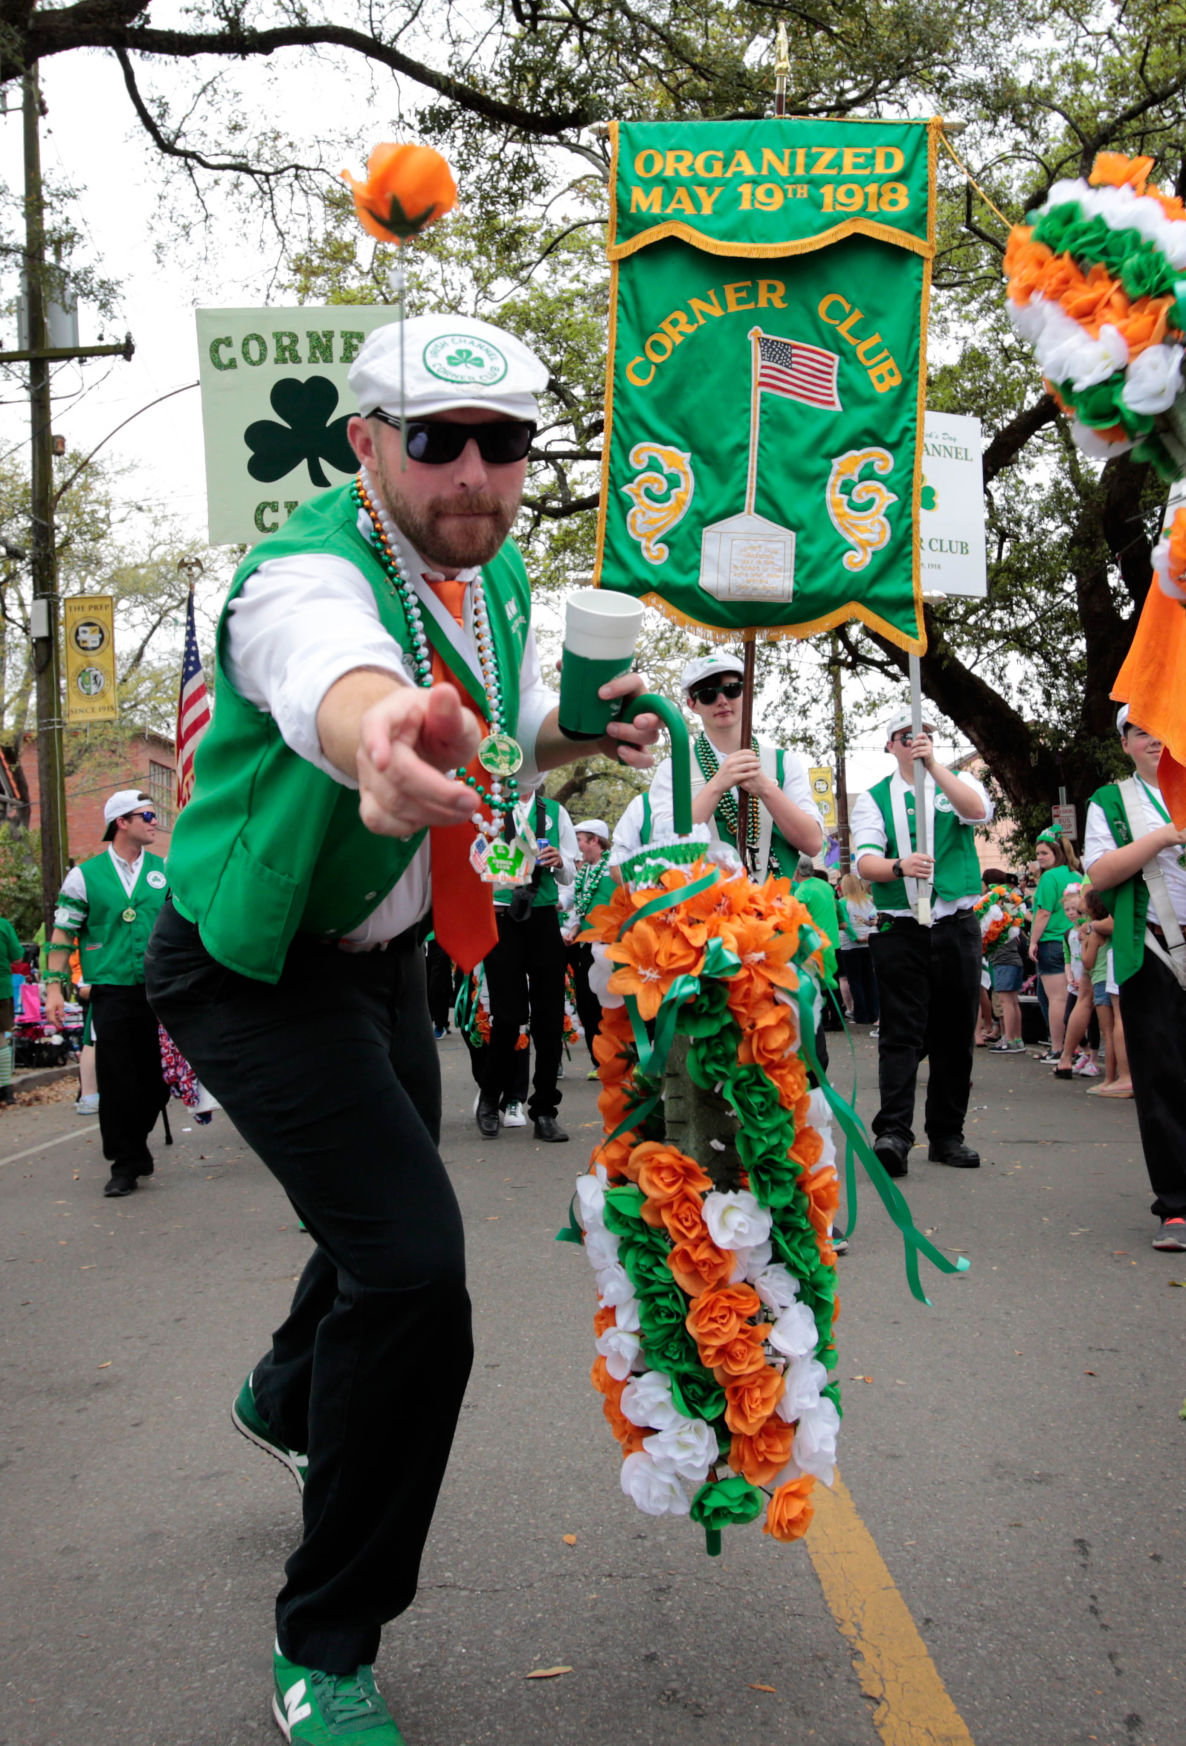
[1041,178,1186,275]
[575,1090,842,1523]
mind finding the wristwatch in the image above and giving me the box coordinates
[891,859,904,878]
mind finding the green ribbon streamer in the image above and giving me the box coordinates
[790,975,968,1304]
[619,868,720,934]
[555,1192,584,1246]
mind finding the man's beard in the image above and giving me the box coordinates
[372,451,518,571]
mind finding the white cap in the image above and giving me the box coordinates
[574,818,610,840]
[103,788,150,840]
[348,314,549,421]
[1116,703,1131,733]
[681,652,745,694]
[884,707,936,740]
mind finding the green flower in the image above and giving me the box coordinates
[688,1028,740,1090]
[728,1065,785,1130]
[690,1476,765,1531]
[670,1369,727,1424]
[678,978,732,1037]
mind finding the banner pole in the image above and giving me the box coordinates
[909,651,932,926]
[735,28,789,869]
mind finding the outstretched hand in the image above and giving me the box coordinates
[357,685,479,838]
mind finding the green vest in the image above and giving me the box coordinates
[166,484,532,983]
[865,773,983,911]
[65,850,168,985]
[1087,782,1148,985]
[493,794,566,910]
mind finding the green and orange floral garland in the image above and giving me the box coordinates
[562,850,966,1554]
[1003,151,1186,480]
[974,884,1028,952]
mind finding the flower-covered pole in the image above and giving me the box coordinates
[341,143,458,463]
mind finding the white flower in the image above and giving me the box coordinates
[1046,322,1129,391]
[596,1324,643,1380]
[1120,343,1184,415]
[620,1451,691,1516]
[644,1417,718,1484]
[588,942,621,1007]
[737,1239,773,1283]
[806,1090,837,1175]
[575,1167,608,1230]
[594,1262,634,1308]
[1070,418,1134,461]
[620,1370,681,1431]
[702,1189,772,1251]
[768,1300,820,1360]
[775,1354,830,1422]
[789,1397,840,1484]
[583,1227,620,1273]
[753,1262,801,1313]
[612,1295,641,1334]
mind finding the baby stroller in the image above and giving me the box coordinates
[13,981,83,1069]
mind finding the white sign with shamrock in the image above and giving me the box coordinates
[196,306,399,546]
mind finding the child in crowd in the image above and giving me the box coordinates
[1053,883,1097,1078]
[1080,893,1132,1097]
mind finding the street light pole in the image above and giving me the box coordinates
[23,69,68,929]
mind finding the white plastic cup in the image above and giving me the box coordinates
[559,590,644,739]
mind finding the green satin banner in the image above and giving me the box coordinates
[594,118,939,651]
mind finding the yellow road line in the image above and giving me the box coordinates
[807,1474,976,1746]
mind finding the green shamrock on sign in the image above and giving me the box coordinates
[920,478,938,512]
[446,348,481,371]
[245,376,356,487]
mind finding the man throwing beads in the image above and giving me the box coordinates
[145,314,660,1746]
[45,789,170,1195]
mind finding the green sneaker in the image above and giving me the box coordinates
[273,1645,405,1742]
[232,1372,308,1492]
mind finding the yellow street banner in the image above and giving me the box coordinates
[809,765,837,830]
[63,595,118,723]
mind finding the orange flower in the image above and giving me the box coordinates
[767,1053,809,1109]
[652,1189,710,1242]
[586,883,635,943]
[731,1420,795,1486]
[721,912,803,995]
[764,1475,817,1541]
[791,1124,824,1170]
[605,920,704,1021]
[597,1078,632,1134]
[723,1366,786,1435]
[1089,152,1154,195]
[711,1325,773,1380]
[633,1142,713,1206]
[1169,507,1186,586]
[1113,296,1171,356]
[596,1134,636,1181]
[686,1284,761,1362]
[592,1024,633,1083]
[805,1167,839,1231]
[667,1234,734,1297]
[1060,261,1127,333]
[738,1004,800,1074]
[341,143,457,242]
[593,1305,617,1338]
[591,1355,615,1396]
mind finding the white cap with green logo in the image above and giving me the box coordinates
[348,314,548,422]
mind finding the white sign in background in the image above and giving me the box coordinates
[196,306,399,545]
[918,411,987,598]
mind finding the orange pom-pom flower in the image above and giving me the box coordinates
[341,143,457,243]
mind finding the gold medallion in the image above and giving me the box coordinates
[122,907,137,923]
[478,732,524,777]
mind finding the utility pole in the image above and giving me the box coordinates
[23,69,68,931]
[15,70,135,929]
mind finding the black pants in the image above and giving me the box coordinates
[566,940,602,1062]
[1118,949,1186,1220]
[869,910,981,1148]
[145,902,473,1674]
[425,938,461,1032]
[477,906,566,1121]
[89,982,169,1178]
[837,945,879,1023]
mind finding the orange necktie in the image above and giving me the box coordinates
[424,577,499,972]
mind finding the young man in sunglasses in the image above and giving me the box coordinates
[850,708,993,1177]
[646,653,824,872]
[145,314,661,1746]
[44,789,170,1195]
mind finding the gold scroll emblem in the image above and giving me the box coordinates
[826,449,898,572]
[622,443,694,565]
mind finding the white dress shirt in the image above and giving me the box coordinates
[1084,783,1186,924]
[851,768,993,919]
[224,507,558,944]
[646,742,823,838]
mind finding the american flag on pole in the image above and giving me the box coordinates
[756,334,842,412]
[176,589,211,809]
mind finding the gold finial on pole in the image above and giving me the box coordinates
[774,23,790,116]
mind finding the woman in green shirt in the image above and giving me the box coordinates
[1027,825,1082,1061]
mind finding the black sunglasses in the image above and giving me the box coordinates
[691,678,744,705]
[132,810,157,823]
[370,411,535,465]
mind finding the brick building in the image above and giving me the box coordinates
[14,730,176,863]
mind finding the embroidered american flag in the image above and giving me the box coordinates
[175,589,211,808]
[756,334,842,411]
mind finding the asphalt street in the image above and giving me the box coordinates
[1,1030,1182,1746]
